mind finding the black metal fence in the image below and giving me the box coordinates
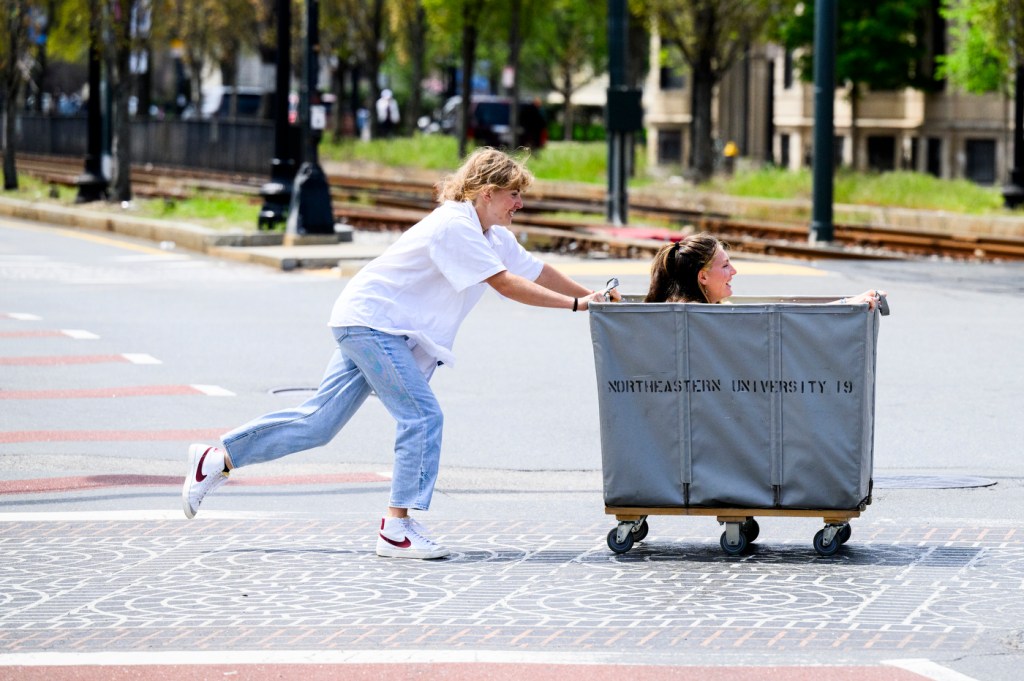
[14,114,274,175]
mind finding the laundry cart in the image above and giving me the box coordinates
[589,295,887,557]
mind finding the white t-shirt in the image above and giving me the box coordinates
[329,200,544,367]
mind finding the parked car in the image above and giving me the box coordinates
[439,95,547,149]
[202,86,268,119]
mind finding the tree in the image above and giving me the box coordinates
[2,0,34,190]
[937,0,1017,95]
[320,0,391,139]
[939,0,1024,203]
[391,0,428,135]
[106,0,142,202]
[423,0,496,158]
[779,0,930,171]
[642,0,776,183]
[521,0,606,142]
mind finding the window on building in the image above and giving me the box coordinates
[659,45,687,91]
[780,133,790,168]
[783,50,794,89]
[926,137,942,177]
[658,129,683,165]
[965,139,997,185]
[867,136,896,171]
[659,66,686,90]
[834,136,845,168]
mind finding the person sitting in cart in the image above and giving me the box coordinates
[644,233,885,309]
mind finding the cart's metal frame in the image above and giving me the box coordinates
[606,504,866,557]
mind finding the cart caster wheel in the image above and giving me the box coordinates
[813,528,842,557]
[741,518,760,543]
[837,523,852,544]
[608,527,635,554]
[720,530,749,556]
[631,519,649,543]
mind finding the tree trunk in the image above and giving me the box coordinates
[137,46,152,120]
[561,70,574,141]
[110,33,133,203]
[220,38,240,118]
[3,0,28,190]
[332,60,347,141]
[691,52,715,182]
[458,8,479,159]
[508,0,521,148]
[3,95,20,190]
[368,0,384,139]
[408,2,427,135]
[849,88,860,171]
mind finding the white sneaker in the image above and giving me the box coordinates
[376,516,451,559]
[182,444,230,519]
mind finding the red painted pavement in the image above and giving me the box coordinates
[1,664,936,681]
[587,226,686,242]
[0,429,225,444]
[0,354,130,366]
[0,472,390,495]
[0,330,65,338]
[0,385,205,400]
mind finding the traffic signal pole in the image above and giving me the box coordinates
[606,0,632,225]
[810,0,836,243]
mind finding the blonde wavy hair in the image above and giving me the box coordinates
[436,147,534,203]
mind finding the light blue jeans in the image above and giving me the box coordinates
[221,326,444,511]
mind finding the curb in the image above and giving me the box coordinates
[0,196,381,271]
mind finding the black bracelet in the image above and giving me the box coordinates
[572,297,579,312]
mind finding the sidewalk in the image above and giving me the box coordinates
[0,195,390,272]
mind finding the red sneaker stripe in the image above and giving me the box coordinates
[379,534,412,549]
[195,448,211,483]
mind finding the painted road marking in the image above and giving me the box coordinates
[112,253,191,262]
[121,352,161,364]
[53,227,179,256]
[0,353,160,366]
[0,510,301,521]
[1,312,42,321]
[0,471,389,496]
[884,659,982,681]
[191,383,235,396]
[0,428,225,444]
[0,384,234,399]
[61,329,100,339]
[0,329,99,339]
[0,651,978,681]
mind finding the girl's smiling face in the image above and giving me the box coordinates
[698,247,737,303]
[477,187,523,231]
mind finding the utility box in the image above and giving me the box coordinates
[605,87,644,133]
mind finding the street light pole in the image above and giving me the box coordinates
[1003,64,1024,209]
[257,0,296,230]
[606,0,629,225]
[810,0,836,243]
[283,0,335,238]
[75,0,108,203]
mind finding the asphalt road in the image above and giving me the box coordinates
[2,216,1024,681]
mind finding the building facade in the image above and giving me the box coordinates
[643,15,1011,186]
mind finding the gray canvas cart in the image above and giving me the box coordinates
[589,295,886,557]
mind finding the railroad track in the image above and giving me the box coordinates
[13,153,1024,262]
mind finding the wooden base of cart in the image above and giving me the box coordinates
[605,505,864,557]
